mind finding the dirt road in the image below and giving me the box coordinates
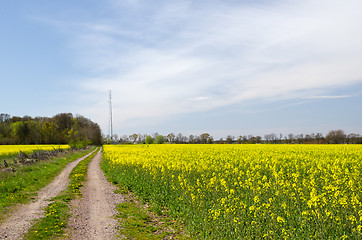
[65,148,124,239]
[0,149,97,240]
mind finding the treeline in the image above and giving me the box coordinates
[0,113,102,145]
[111,129,362,144]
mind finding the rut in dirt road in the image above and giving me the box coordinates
[0,149,97,240]
[66,148,125,240]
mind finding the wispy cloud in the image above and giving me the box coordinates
[187,97,211,101]
[43,0,362,132]
[307,95,351,99]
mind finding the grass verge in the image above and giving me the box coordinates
[101,159,191,240]
[24,148,99,240]
[0,147,95,220]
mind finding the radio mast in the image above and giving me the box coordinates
[108,90,113,141]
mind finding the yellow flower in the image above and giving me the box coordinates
[277,216,285,223]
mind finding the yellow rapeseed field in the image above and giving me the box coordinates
[0,145,70,158]
[102,144,362,239]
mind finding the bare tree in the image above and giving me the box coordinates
[175,133,187,143]
[120,135,129,143]
[288,134,294,144]
[188,134,195,144]
[264,134,271,144]
[166,133,175,143]
[315,133,323,143]
[347,133,360,144]
[226,135,234,144]
[326,130,346,144]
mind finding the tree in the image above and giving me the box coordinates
[347,133,360,144]
[0,113,10,123]
[248,135,256,144]
[226,135,234,144]
[0,113,101,145]
[216,138,225,144]
[138,134,146,143]
[155,135,165,144]
[188,135,195,144]
[296,134,304,144]
[264,134,271,144]
[54,113,73,131]
[315,133,324,143]
[175,133,187,143]
[120,135,129,143]
[326,130,346,144]
[166,133,175,143]
[27,121,42,144]
[195,135,201,144]
[41,121,56,143]
[129,134,138,143]
[304,134,312,143]
[270,133,277,144]
[145,135,154,144]
[200,133,211,144]
[12,121,30,144]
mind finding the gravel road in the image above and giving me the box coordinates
[0,149,97,240]
[65,148,125,240]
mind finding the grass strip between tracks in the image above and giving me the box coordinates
[25,147,99,240]
[0,148,95,220]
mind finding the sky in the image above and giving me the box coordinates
[1,0,362,139]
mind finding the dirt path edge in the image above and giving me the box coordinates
[0,148,97,240]
[65,148,125,240]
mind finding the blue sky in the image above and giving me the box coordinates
[1,0,362,139]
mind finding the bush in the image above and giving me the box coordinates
[68,140,88,149]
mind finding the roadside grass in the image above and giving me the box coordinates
[25,148,99,240]
[0,154,17,165]
[0,147,95,220]
[0,153,19,165]
[101,160,191,240]
[115,194,191,240]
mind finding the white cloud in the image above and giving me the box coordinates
[187,97,211,101]
[51,0,362,133]
[307,95,351,99]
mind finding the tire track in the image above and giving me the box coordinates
[0,149,97,240]
[66,148,124,240]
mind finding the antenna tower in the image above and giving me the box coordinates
[108,90,113,140]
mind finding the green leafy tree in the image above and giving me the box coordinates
[200,133,212,144]
[145,135,154,144]
[155,135,165,144]
[12,121,30,144]
[41,122,56,143]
